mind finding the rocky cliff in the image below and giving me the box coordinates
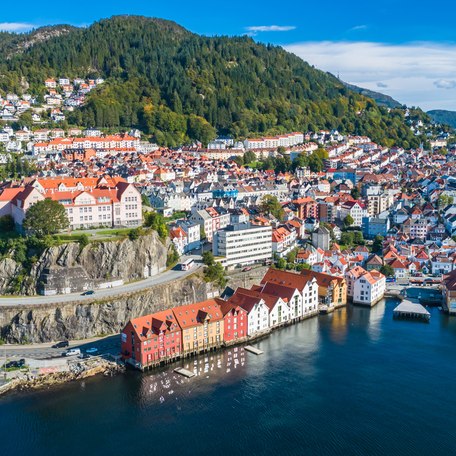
[0,232,169,295]
[0,273,214,343]
[0,265,266,344]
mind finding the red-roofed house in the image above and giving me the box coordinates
[121,309,182,370]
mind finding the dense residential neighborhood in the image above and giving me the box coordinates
[2,119,456,295]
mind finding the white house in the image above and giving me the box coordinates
[346,265,385,306]
[228,290,270,336]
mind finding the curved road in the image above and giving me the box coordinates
[0,257,202,307]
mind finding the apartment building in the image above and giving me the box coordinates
[0,176,142,230]
[212,223,272,268]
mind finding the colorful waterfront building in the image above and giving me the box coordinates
[260,268,320,315]
[227,290,270,337]
[121,310,182,370]
[172,299,225,356]
[219,301,249,344]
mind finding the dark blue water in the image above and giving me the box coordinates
[2,298,456,456]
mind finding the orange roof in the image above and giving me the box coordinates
[172,299,224,329]
[0,188,23,201]
[260,268,312,291]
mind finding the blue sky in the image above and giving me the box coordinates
[2,0,456,110]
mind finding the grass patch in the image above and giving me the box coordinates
[95,228,133,236]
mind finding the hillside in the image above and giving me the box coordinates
[427,110,456,129]
[0,15,426,148]
[342,81,402,109]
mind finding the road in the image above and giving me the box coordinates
[1,335,121,360]
[0,255,202,307]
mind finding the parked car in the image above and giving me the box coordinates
[52,341,69,349]
[242,266,252,272]
[65,348,81,357]
[3,359,25,369]
[85,347,98,354]
[81,290,95,296]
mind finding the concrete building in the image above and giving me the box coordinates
[213,223,272,268]
[312,226,331,250]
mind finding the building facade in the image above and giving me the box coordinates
[213,223,272,268]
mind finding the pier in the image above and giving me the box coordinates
[393,300,430,322]
[173,367,196,378]
[244,346,264,355]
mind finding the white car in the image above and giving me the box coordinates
[65,348,81,357]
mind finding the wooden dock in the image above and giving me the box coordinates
[173,367,196,378]
[393,299,430,322]
[244,345,264,355]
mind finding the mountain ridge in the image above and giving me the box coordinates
[427,110,456,129]
[0,15,428,148]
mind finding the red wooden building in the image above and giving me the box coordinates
[121,310,182,370]
[219,301,248,344]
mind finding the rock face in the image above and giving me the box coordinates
[0,258,22,293]
[0,232,169,295]
[0,273,214,343]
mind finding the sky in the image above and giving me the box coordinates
[2,0,456,111]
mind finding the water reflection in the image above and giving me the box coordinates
[138,347,248,406]
[327,307,349,344]
[366,300,386,342]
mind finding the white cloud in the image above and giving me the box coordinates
[434,79,456,89]
[0,22,35,32]
[349,25,368,32]
[246,25,296,33]
[284,41,456,111]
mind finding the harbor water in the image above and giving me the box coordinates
[1,298,456,456]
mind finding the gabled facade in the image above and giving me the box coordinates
[227,290,270,336]
[121,310,182,370]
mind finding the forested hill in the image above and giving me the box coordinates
[342,81,402,109]
[0,15,425,147]
[427,110,456,129]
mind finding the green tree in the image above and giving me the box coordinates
[204,262,227,289]
[232,156,244,167]
[0,215,15,232]
[372,235,384,253]
[353,231,364,245]
[344,214,354,227]
[260,195,284,220]
[23,199,69,236]
[78,233,90,248]
[243,150,256,165]
[202,251,215,266]
[167,244,180,267]
[340,232,354,247]
[286,249,297,264]
[141,194,151,207]
[351,187,361,199]
[143,211,168,239]
[277,257,287,269]
[438,194,454,208]
[380,264,394,277]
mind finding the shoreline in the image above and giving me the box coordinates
[0,358,124,398]
[1,296,406,398]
